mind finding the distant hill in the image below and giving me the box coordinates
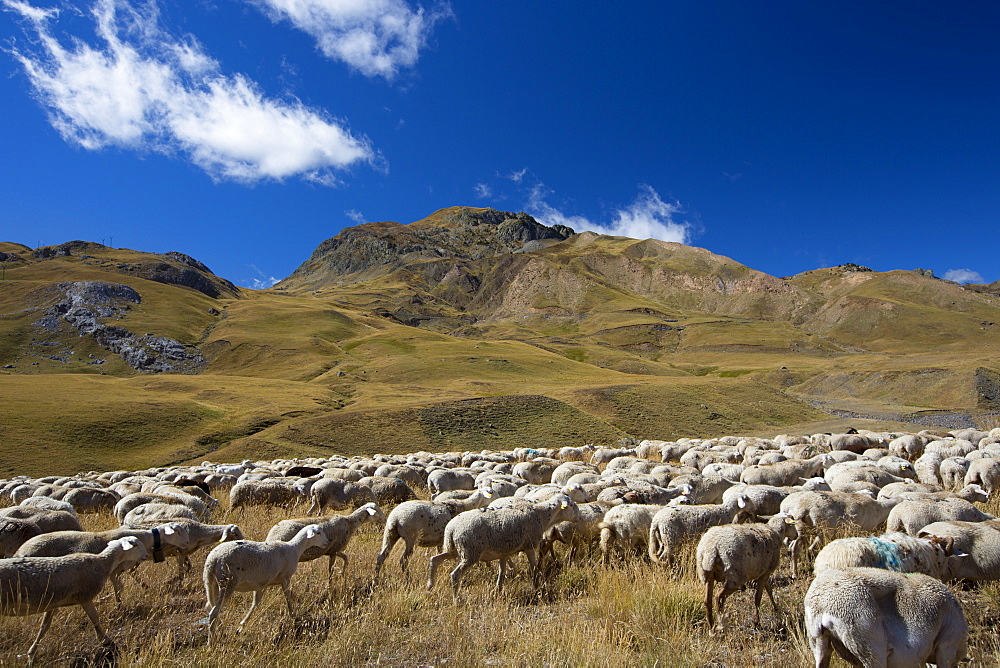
[2,208,999,474]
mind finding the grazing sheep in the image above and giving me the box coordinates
[739,456,827,488]
[779,491,901,574]
[914,451,945,486]
[427,494,579,598]
[19,496,77,514]
[917,520,1000,580]
[0,536,148,659]
[0,507,83,533]
[375,491,494,577]
[804,567,968,667]
[889,433,929,461]
[357,476,417,505]
[812,532,962,580]
[427,469,477,496]
[939,457,972,490]
[229,479,307,512]
[114,492,207,524]
[123,502,199,525]
[203,524,330,645]
[15,522,190,601]
[696,513,798,633]
[266,502,386,581]
[885,498,994,536]
[648,494,755,565]
[892,483,988,504]
[539,500,614,564]
[307,478,378,515]
[964,457,1000,497]
[0,518,43,557]
[598,503,670,564]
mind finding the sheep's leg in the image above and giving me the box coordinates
[495,559,507,591]
[427,551,452,590]
[763,577,781,615]
[704,577,716,631]
[205,582,229,647]
[752,579,765,624]
[238,589,266,630]
[398,539,415,580]
[449,559,472,601]
[81,601,112,645]
[27,610,56,657]
[808,630,832,668]
[375,533,398,576]
[280,581,296,617]
[525,548,539,588]
[327,552,349,580]
[713,586,735,633]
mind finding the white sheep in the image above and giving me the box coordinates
[696,513,798,633]
[964,457,1000,497]
[203,523,329,645]
[804,566,968,667]
[778,490,901,574]
[131,518,244,583]
[597,503,669,564]
[122,502,199,525]
[427,494,579,598]
[0,536,147,659]
[307,478,378,514]
[648,494,755,565]
[266,502,386,582]
[812,532,963,580]
[885,498,995,536]
[14,522,190,601]
[917,520,1000,580]
[375,490,494,577]
[539,500,614,564]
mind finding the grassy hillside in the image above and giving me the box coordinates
[3,215,1000,473]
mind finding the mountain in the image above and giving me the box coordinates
[2,208,1000,474]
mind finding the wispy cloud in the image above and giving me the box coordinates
[505,167,527,183]
[527,182,692,243]
[473,182,491,199]
[248,0,451,80]
[4,0,375,184]
[247,264,279,289]
[345,208,366,224]
[943,268,985,284]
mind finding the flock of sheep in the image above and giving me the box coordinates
[2,425,1000,665]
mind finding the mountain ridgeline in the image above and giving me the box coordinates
[3,207,1000,474]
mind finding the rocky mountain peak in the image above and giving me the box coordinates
[282,207,574,288]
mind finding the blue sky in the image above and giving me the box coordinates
[2,1,998,289]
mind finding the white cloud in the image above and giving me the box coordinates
[527,183,692,244]
[4,0,375,184]
[473,182,491,198]
[943,268,985,284]
[247,264,280,289]
[249,0,451,80]
[505,167,527,183]
[345,208,366,223]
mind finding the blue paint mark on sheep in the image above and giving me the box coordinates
[868,537,904,571]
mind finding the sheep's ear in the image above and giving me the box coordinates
[366,507,377,516]
[121,538,136,551]
[163,525,175,536]
[737,496,747,508]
